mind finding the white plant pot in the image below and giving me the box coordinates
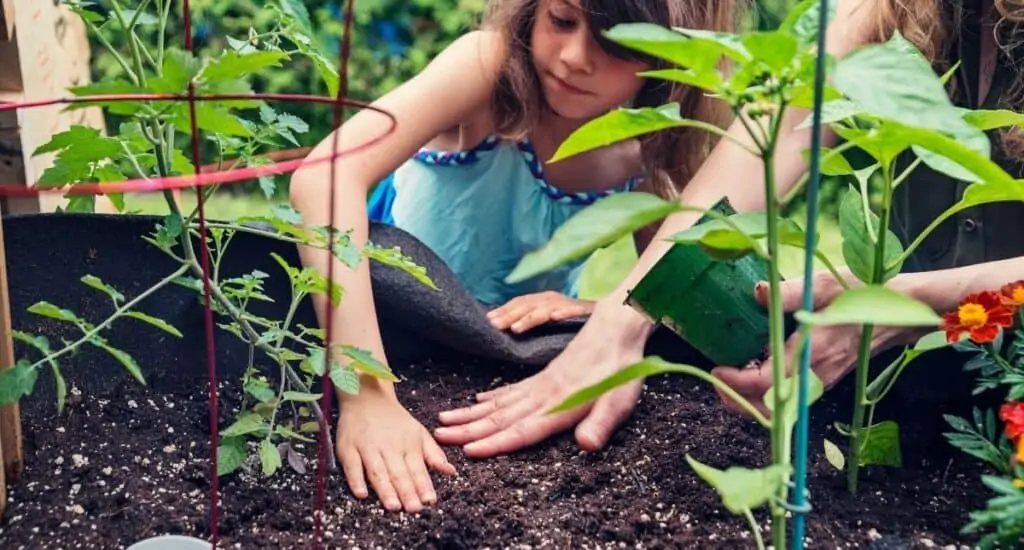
[127,535,212,550]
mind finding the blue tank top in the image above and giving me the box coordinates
[367,134,639,306]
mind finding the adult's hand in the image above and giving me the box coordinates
[711,270,922,417]
[433,303,651,458]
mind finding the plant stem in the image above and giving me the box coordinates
[762,111,789,550]
[744,509,766,550]
[28,265,189,372]
[847,164,895,492]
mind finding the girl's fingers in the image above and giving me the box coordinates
[405,450,437,506]
[423,436,458,476]
[364,452,402,512]
[382,451,423,513]
[338,444,369,499]
[510,306,554,333]
[549,305,589,322]
[439,385,522,425]
[476,381,521,402]
[489,302,533,329]
[434,394,537,446]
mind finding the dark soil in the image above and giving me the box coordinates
[0,213,999,549]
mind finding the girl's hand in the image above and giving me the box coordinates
[711,271,923,417]
[435,302,648,458]
[336,388,457,513]
[487,291,593,334]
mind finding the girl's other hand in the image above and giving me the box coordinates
[487,291,594,334]
[335,389,457,513]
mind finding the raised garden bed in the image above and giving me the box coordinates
[0,214,996,549]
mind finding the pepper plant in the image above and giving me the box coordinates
[506,0,1024,547]
[0,0,432,479]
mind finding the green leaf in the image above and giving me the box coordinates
[259,439,282,477]
[765,370,825,431]
[125,311,183,338]
[507,192,681,284]
[302,347,329,377]
[833,32,962,133]
[799,99,861,128]
[275,425,315,443]
[155,48,202,93]
[341,346,397,382]
[12,331,53,356]
[245,380,276,403]
[552,103,725,162]
[741,31,799,71]
[801,147,855,176]
[281,391,322,403]
[883,122,1013,186]
[638,68,720,93]
[27,302,81,324]
[222,413,266,438]
[962,108,1024,131]
[98,344,145,385]
[685,456,789,514]
[201,51,289,82]
[780,0,837,45]
[81,274,124,303]
[795,285,942,327]
[51,362,67,415]
[330,364,360,395]
[858,420,903,467]
[695,228,762,261]
[364,243,436,290]
[276,0,312,31]
[602,23,735,72]
[172,103,253,137]
[824,439,846,471]
[551,357,712,413]
[838,186,904,283]
[0,361,38,406]
[217,437,247,476]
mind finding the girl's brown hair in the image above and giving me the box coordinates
[861,0,1024,159]
[481,0,745,199]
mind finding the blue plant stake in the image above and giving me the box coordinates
[791,0,831,547]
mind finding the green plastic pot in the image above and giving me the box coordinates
[626,197,776,366]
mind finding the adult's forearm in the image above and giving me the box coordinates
[895,256,1024,314]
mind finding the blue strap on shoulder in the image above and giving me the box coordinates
[367,173,397,225]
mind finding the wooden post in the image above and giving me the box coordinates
[0,0,106,214]
[0,211,16,517]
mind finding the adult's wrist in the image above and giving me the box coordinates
[591,293,658,345]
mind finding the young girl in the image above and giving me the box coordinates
[290,0,740,513]
[430,0,1024,462]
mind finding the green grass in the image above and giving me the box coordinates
[122,191,845,301]
[120,191,279,219]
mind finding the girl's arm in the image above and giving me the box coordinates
[288,29,507,511]
[593,0,880,338]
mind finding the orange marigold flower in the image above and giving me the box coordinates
[1002,402,1024,441]
[1018,437,1024,465]
[941,291,1014,344]
[1000,280,1024,311]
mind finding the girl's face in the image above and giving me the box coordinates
[530,0,649,121]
